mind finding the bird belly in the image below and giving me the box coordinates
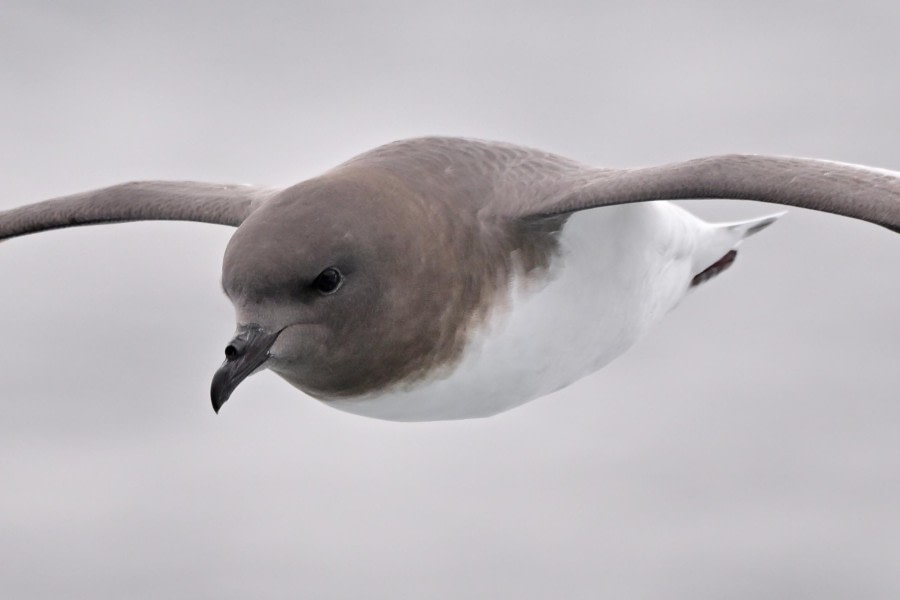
[326,202,698,421]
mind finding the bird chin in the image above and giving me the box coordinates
[266,364,327,400]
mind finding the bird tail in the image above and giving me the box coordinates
[690,211,785,287]
[719,211,786,239]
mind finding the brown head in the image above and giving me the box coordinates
[210,164,564,412]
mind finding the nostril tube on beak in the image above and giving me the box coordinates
[211,324,281,413]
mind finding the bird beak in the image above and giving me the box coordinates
[210,324,281,413]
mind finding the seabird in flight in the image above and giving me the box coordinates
[1,137,897,421]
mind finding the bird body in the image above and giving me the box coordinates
[1,137,897,421]
[327,201,773,421]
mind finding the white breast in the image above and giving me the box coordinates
[328,201,706,421]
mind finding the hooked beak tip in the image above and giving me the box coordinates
[210,374,232,414]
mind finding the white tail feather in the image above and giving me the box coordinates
[691,211,786,280]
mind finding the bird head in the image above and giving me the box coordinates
[210,167,498,412]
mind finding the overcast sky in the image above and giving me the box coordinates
[1,1,898,598]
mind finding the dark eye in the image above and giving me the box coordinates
[312,267,343,295]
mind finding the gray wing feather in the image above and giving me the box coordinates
[519,155,900,233]
[347,138,900,233]
[7,142,897,241]
[0,181,278,241]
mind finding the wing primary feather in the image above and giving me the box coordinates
[0,181,278,241]
[531,155,900,233]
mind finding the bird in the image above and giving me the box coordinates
[1,137,898,421]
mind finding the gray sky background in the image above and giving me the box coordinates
[1,1,898,598]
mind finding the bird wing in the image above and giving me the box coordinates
[509,154,900,234]
[0,181,279,241]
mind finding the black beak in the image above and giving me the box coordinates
[210,324,280,413]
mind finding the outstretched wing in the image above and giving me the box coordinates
[511,155,900,234]
[347,138,899,233]
[0,181,279,241]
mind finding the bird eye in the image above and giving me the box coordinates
[312,267,343,295]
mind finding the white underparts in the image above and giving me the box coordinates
[326,202,759,421]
